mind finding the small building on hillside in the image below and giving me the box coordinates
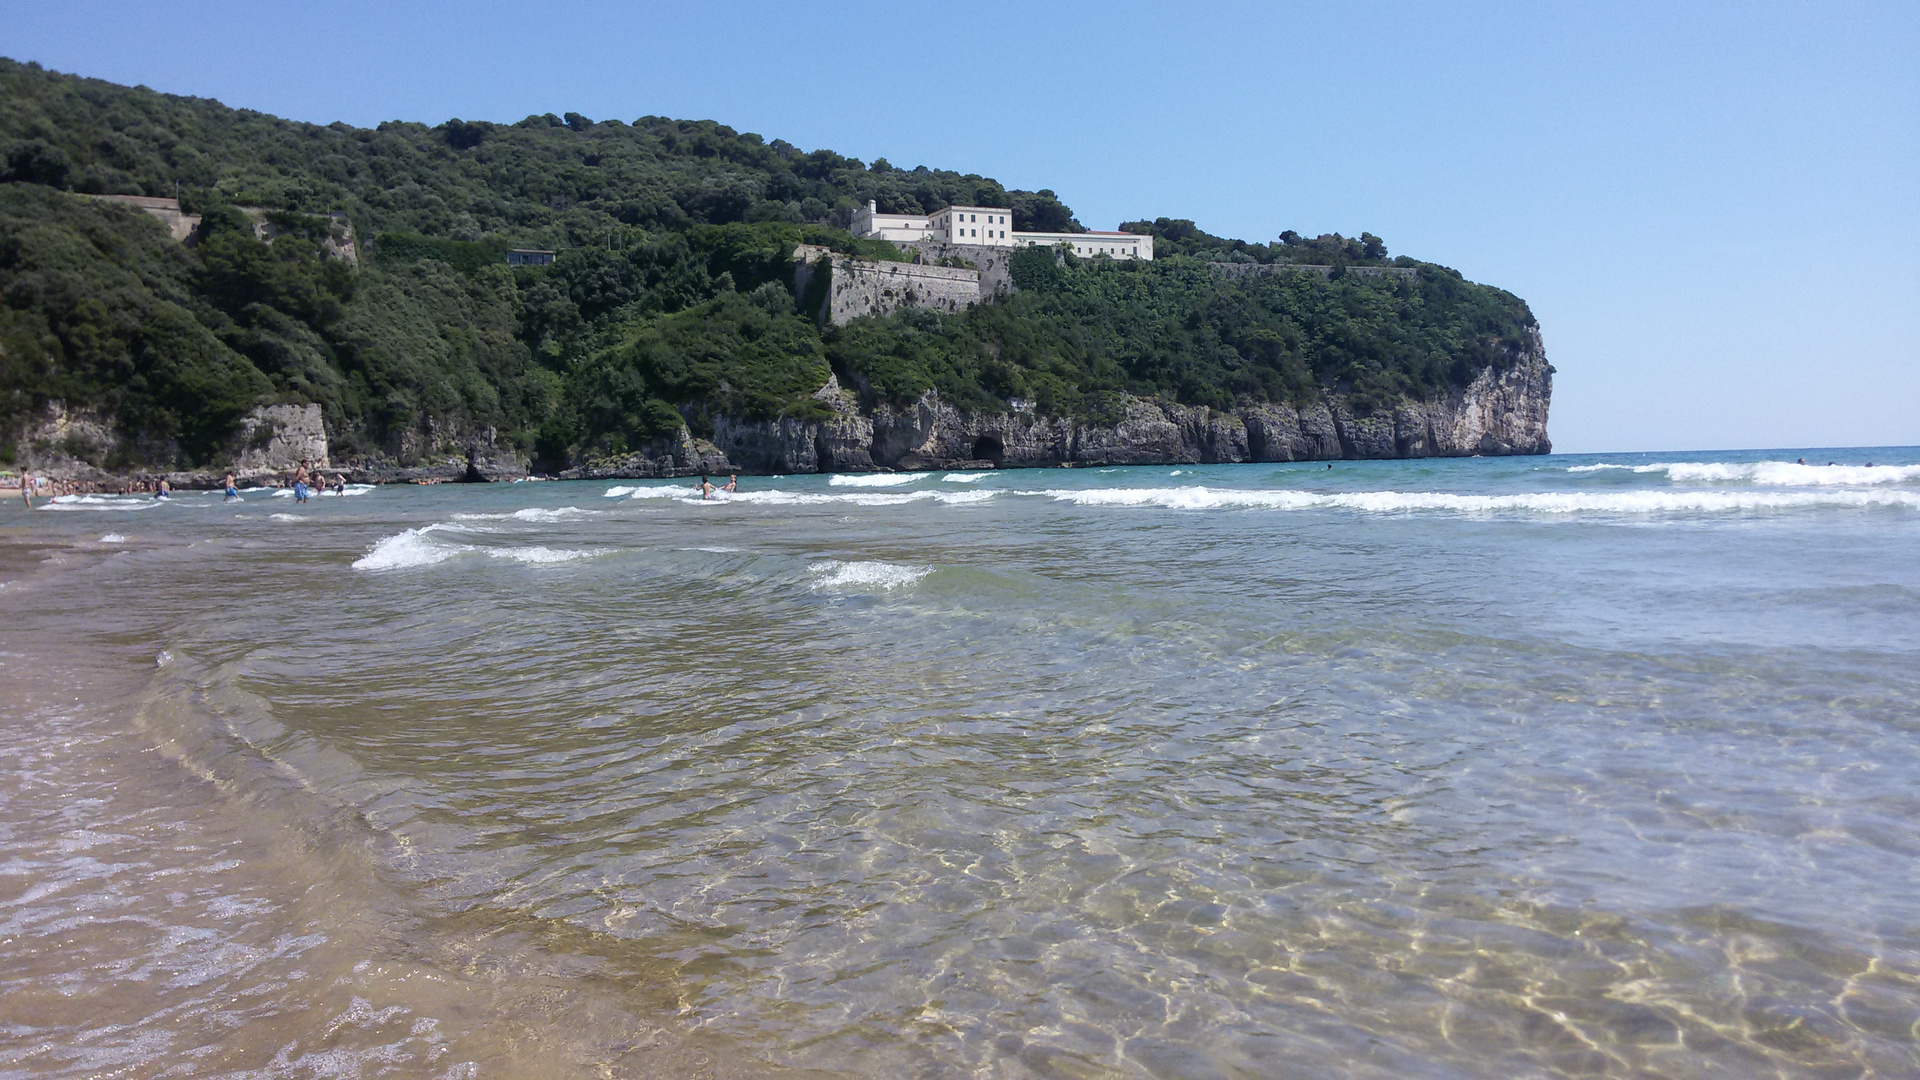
[852,200,1150,259]
[507,249,556,266]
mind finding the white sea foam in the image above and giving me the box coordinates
[456,506,599,522]
[354,523,592,569]
[1568,461,1920,486]
[604,486,636,497]
[726,489,998,508]
[269,513,306,522]
[99,533,126,543]
[42,495,161,512]
[353,525,467,570]
[807,559,932,591]
[1032,484,1920,515]
[513,506,597,522]
[319,484,375,496]
[1663,461,1920,486]
[484,545,593,564]
[621,485,698,500]
[829,472,930,487]
[942,472,988,483]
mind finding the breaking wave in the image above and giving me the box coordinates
[604,484,694,499]
[1033,485,1920,515]
[942,473,988,483]
[452,506,600,522]
[729,489,997,508]
[806,559,933,591]
[352,523,594,570]
[42,494,163,512]
[829,473,931,487]
[1567,461,1920,486]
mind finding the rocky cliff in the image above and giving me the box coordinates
[9,339,1547,485]
[560,332,1551,479]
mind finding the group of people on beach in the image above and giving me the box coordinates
[698,474,738,499]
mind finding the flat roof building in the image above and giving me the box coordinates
[1011,231,1151,260]
[853,201,1151,259]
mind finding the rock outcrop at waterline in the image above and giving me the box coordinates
[561,334,1551,478]
[11,342,1547,485]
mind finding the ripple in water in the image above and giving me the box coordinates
[3,449,1917,1077]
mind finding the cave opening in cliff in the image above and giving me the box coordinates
[971,435,1004,466]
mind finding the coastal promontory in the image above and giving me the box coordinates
[0,58,1549,483]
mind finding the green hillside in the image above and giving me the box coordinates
[0,58,1537,470]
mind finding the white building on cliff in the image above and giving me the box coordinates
[852,200,1152,260]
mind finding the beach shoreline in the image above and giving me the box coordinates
[0,536,778,1079]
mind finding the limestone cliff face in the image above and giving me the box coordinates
[10,401,339,481]
[233,404,330,474]
[559,333,1551,477]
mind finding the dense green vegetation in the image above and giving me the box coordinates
[0,57,1536,469]
[829,247,1532,422]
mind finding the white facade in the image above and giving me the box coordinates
[852,200,1151,259]
[1011,230,1151,260]
[849,201,935,243]
[932,205,1015,246]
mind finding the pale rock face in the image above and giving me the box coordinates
[562,331,1551,477]
[462,426,527,481]
[705,375,879,475]
[233,404,330,475]
[12,402,122,476]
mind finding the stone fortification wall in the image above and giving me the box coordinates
[81,193,201,242]
[898,241,1017,296]
[817,256,983,326]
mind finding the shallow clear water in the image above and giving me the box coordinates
[4,449,1918,1077]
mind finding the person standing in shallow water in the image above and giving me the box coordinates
[698,474,714,500]
[224,473,239,500]
[724,475,737,493]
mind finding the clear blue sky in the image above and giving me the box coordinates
[3,0,1914,452]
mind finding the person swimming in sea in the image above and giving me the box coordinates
[724,474,737,493]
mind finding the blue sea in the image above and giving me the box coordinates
[2,448,1916,1077]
